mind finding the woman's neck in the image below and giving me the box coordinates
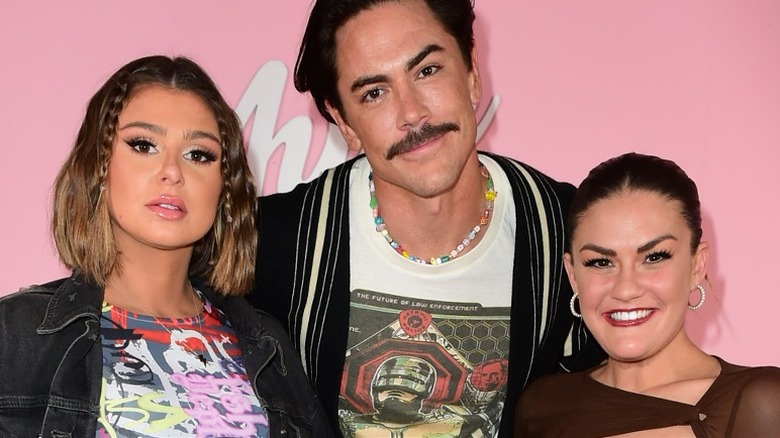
[593,332,720,404]
[104,246,199,318]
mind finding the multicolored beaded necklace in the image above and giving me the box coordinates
[369,164,497,265]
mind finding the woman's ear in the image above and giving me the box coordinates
[563,252,579,295]
[691,241,710,289]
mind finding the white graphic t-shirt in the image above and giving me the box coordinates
[97,296,270,437]
[343,156,516,437]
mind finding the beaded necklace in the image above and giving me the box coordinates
[369,164,497,265]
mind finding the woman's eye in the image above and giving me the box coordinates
[645,251,672,264]
[126,138,157,154]
[583,258,612,269]
[185,148,218,163]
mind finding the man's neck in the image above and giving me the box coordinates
[370,157,492,262]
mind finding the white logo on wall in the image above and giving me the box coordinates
[237,60,500,195]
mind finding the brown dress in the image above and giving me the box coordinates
[515,357,780,437]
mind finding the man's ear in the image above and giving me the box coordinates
[325,101,363,153]
[468,46,483,109]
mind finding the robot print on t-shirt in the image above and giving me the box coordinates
[339,289,511,437]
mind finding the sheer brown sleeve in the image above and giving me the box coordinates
[728,367,780,436]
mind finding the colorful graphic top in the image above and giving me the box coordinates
[96,295,270,438]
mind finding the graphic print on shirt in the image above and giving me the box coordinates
[339,289,511,437]
[97,300,269,437]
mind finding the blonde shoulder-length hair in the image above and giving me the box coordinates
[52,55,257,295]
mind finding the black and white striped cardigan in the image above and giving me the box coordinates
[252,152,604,436]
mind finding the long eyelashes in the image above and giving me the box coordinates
[185,148,218,163]
[123,137,218,163]
[126,137,156,154]
[645,250,672,263]
[583,258,611,269]
[581,250,673,269]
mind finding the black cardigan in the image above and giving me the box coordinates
[251,152,605,436]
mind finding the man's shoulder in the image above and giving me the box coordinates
[481,152,576,199]
[256,156,361,241]
[261,156,361,203]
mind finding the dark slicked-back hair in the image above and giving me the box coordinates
[294,0,476,123]
[569,152,703,253]
[52,55,257,295]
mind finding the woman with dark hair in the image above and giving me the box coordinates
[516,153,780,437]
[0,55,329,437]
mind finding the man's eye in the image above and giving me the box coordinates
[419,65,440,78]
[362,88,384,102]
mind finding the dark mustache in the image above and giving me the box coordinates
[385,122,460,160]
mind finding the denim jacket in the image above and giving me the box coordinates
[0,272,332,438]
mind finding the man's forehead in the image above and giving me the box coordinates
[333,7,454,73]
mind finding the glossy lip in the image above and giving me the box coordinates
[602,308,656,327]
[146,195,187,220]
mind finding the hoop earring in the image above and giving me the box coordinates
[688,284,706,310]
[570,293,581,318]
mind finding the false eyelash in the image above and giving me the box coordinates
[125,137,156,153]
[582,258,611,268]
[645,250,673,263]
[187,148,218,163]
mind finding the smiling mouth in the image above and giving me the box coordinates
[608,309,653,322]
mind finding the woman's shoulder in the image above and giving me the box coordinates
[0,279,69,349]
[519,370,594,412]
[718,356,780,384]
[715,358,780,434]
[0,278,63,310]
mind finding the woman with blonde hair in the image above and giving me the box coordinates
[0,55,329,437]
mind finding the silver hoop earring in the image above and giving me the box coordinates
[688,284,706,310]
[570,293,581,318]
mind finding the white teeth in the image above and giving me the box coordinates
[159,203,179,211]
[609,309,652,321]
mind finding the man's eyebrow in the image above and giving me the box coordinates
[349,44,445,93]
[406,44,443,72]
[119,121,166,134]
[351,74,389,93]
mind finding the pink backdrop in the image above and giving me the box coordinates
[1,2,778,366]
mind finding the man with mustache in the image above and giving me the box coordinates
[250,0,605,436]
